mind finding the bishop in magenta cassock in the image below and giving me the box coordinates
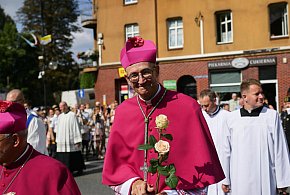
[102,36,225,194]
[0,100,81,195]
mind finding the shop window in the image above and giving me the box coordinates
[259,66,276,80]
[215,11,233,44]
[167,18,183,49]
[125,24,139,41]
[269,2,288,38]
[210,71,241,100]
[124,0,137,5]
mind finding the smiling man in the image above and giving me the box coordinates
[102,37,225,195]
[222,79,290,195]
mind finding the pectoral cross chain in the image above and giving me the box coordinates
[140,161,148,181]
[137,89,167,182]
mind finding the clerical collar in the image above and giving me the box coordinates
[240,106,263,117]
[208,106,220,117]
[138,84,161,105]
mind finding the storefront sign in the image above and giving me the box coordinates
[231,58,249,69]
[120,85,128,94]
[163,80,177,90]
[118,67,126,77]
[208,57,276,69]
[208,61,232,69]
[249,57,276,66]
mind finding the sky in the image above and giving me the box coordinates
[0,0,94,62]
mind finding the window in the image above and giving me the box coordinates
[124,0,137,5]
[210,71,241,100]
[259,66,276,80]
[125,24,139,40]
[269,2,288,38]
[167,18,183,49]
[216,11,233,44]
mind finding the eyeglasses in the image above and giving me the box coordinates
[0,134,12,142]
[128,68,153,83]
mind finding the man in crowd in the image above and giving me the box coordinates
[0,100,81,194]
[228,93,239,111]
[281,96,290,150]
[6,89,48,155]
[199,89,228,195]
[102,36,224,194]
[222,79,290,195]
[56,101,85,175]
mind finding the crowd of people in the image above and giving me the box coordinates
[40,101,118,162]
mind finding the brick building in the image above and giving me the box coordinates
[82,0,289,111]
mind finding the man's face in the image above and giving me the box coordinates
[243,84,264,109]
[199,95,217,114]
[125,62,158,100]
[0,134,14,164]
[59,103,67,113]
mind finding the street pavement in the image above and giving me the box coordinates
[74,158,114,195]
[74,157,290,194]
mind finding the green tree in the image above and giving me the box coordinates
[80,72,95,89]
[16,0,82,106]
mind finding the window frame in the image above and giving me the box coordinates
[125,23,140,41]
[268,2,289,39]
[167,17,184,49]
[215,10,233,44]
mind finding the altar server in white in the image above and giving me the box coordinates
[199,89,228,195]
[222,78,290,195]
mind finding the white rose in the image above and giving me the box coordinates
[155,114,169,129]
[154,140,170,155]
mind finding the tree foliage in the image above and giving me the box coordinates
[80,72,95,89]
[14,0,82,106]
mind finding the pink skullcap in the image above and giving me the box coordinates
[120,36,156,69]
[0,100,27,134]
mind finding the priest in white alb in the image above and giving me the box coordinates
[199,89,229,195]
[222,78,290,195]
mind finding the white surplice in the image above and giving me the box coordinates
[27,111,48,155]
[202,108,229,195]
[222,107,290,195]
[56,111,82,152]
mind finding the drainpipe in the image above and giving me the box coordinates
[200,15,204,54]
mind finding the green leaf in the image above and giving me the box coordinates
[148,158,158,173]
[165,175,179,188]
[150,158,158,166]
[168,164,176,175]
[162,134,173,141]
[149,135,157,146]
[138,144,154,150]
[157,165,170,176]
[148,165,157,174]
[160,153,169,163]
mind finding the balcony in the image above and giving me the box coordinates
[81,15,97,29]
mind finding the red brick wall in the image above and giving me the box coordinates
[277,53,290,109]
[158,60,209,96]
[242,67,259,80]
[94,67,120,105]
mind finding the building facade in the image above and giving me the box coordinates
[82,0,290,111]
